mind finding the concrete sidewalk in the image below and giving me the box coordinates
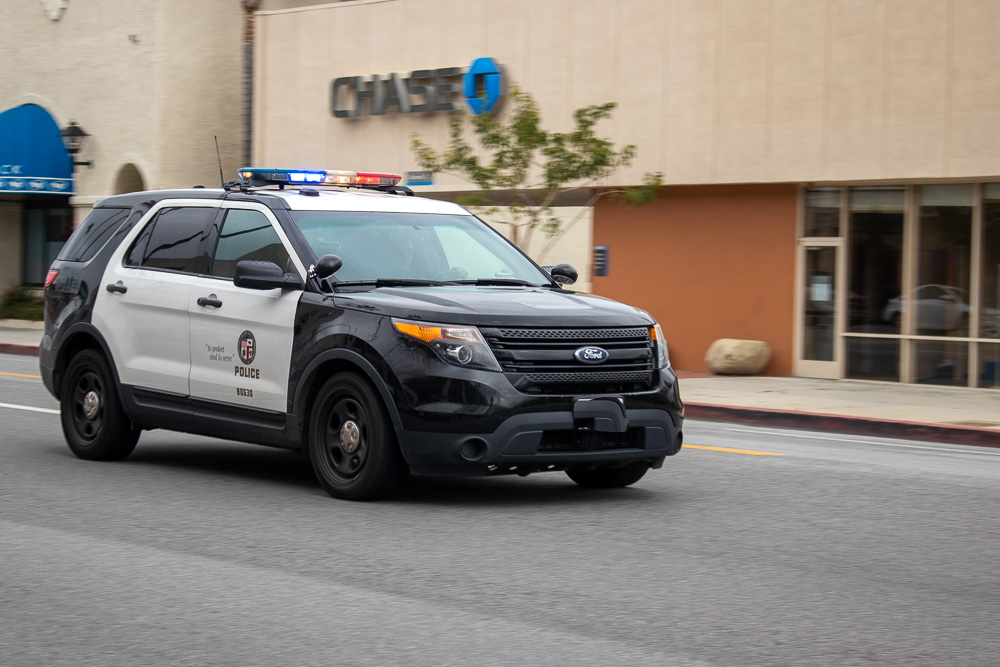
[2,319,997,448]
[678,371,999,448]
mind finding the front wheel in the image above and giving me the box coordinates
[60,349,139,461]
[566,463,650,489]
[308,372,407,500]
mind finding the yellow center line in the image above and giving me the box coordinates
[684,444,785,456]
[0,371,42,379]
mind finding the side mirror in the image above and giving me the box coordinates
[314,254,343,280]
[547,263,578,286]
[234,260,303,290]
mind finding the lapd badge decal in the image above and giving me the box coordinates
[574,346,609,364]
[238,330,256,365]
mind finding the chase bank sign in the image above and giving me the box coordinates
[331,57,502,119]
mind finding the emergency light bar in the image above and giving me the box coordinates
[236,168,403,188]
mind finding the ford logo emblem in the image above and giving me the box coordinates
[573,346,610,364]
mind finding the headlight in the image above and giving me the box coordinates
[650,323,671,370]
[392,318,501,372]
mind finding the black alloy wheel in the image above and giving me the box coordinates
[60,349,139,461]
[308,372,407,500]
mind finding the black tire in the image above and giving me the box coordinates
[566,462,650,489]
[308,372,407,500]
[60,349,139,461]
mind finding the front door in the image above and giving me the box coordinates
[795,242,842,379]
[188,206,303,414]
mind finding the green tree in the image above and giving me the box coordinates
[410,87,661,259]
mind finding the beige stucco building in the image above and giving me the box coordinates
[0,0,332,288]
[5,0,1000,390]
[253,0,1000,389]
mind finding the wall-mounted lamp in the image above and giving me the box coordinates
[60,121,93,167]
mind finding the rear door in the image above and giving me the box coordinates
[94,201,220,395]
[188,204,304,413]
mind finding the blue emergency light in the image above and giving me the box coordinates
[236,168,403,188]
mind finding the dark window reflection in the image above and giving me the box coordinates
[846,337,899,381]
[980,343,1000,388]
[981,186,1000,340]
[915,185,972,337]
[914,340,968,387]
[804,188,840,237]
[848,188,904,334]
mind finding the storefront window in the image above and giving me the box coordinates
[847,187,904,334]
[804,188,840,237]
[979,343,1000,389]
[846,338,899,382]
[915,185,972,337]
[981,185,1000,340]
[913,340,969,386]
[23,199,73,285]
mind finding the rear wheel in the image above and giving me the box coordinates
[60,349,139,461]
[566,462,650,489]
[308,372,407,500]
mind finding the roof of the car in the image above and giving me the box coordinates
[94,187,468,215]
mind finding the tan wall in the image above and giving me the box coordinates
[255,0,1000,189]
[0,1,254,205]
[593,185,798,375]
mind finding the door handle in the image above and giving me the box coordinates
[106,283,127,294]
[197,297,223,308]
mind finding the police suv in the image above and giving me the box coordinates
[41,168,683,500]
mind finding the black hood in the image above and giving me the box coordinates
[332,286,654,328]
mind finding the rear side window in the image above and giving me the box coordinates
[125,206,215,274]
[56,208,130,262]
[211,209,291,279]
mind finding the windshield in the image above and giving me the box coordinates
[290,211,551,285]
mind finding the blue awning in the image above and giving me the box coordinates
[0,104,73,195]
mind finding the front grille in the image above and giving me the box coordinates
[481,326,655,394]
[538,429,641,452]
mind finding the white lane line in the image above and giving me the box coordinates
[0,402,59,415]
[714,425,1000,455]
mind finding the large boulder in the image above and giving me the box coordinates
[705,339,771,375]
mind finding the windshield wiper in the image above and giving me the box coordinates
[451,278,545,287]
[332,278,450,289]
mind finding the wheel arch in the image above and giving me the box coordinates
[52,323,124,402]
[292,348,404,447]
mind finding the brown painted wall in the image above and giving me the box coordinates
[593,184,798,375]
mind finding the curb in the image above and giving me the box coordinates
[685,403,1000,449]
[0,343,39,357]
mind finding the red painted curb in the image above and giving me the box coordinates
[684,403,1000,449]
[0,343,39,357]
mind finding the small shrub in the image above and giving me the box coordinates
[0,286,44,321]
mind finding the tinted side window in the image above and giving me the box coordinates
[125,207,215,274]
[56,208,130,262]
[211,209,291,279]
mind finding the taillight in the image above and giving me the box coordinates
[44,269,59,289]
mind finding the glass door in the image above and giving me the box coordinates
[797,242,841,378]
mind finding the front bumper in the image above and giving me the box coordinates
[397,406,683,476]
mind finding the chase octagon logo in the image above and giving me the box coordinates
[464,57,502,115]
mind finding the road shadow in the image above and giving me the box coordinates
[94,437,673,508]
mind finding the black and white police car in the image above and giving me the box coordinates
[41,168,683,500]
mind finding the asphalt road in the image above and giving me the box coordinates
[2,352,999,667]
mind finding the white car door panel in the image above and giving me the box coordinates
[188,205,301,413]
[92,201,222,396]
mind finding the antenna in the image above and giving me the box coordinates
[214,136,224,187]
